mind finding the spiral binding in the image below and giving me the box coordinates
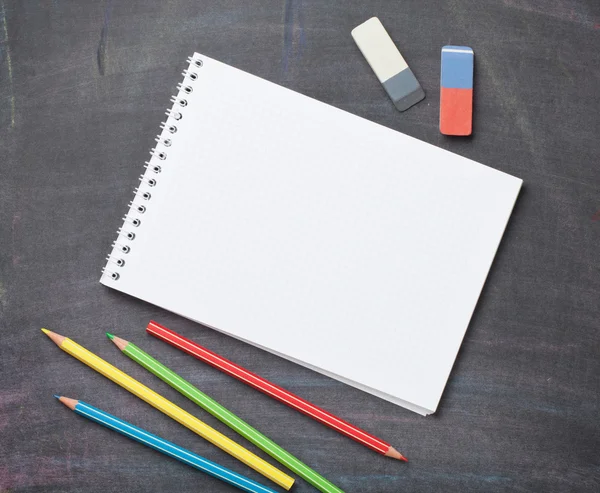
[102,55,203,281]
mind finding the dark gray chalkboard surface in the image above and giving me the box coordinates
[1,1,599,492]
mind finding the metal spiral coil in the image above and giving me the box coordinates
[102,55,203,281]
[164,109,182,120]
[111,241,131,254]
[159,122,178,134]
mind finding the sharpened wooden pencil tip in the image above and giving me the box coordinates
[110,335,129,351]
[41,329,66,346]
[106,332,114,340]
[385,446,408,462]
[57,396,78,411]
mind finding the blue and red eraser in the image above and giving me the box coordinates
[440,46,474,136]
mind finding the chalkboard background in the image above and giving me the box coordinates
[1,1,599,492]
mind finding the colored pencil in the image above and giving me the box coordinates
[147,321,407,461]
[109,334,345,493]
[55,396,279,493]
[41,329,294,490]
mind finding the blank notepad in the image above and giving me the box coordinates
[101,53,522,415]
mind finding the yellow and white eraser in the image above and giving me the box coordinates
[351,17,425,111]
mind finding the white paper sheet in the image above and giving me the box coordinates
[101,53,522,415]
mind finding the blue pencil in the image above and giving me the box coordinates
[55,396,279,493]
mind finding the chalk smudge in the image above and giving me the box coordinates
[282,0,306,74]
[11,212,20,267]
[0,0,15,127]
[501,0,594,27]
[97,0,113,76]
[0,391,27,433]
[0,280,6,311]
[448,0,541,165]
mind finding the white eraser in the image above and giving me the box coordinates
[352,17,425,111]
[351,17,407,83]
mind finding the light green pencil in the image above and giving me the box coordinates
[107,333,345,493]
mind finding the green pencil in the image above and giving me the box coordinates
[107,333,345,493]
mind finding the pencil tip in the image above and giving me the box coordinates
[385,446,408,462]
[56,396,78,410]
[53,394,60,399]
[109,335,129,351]
[41,329,66,346]
[106,332,114,340]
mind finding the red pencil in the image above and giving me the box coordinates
[147,321,407,461]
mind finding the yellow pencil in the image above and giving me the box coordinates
[41,329,294,491]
